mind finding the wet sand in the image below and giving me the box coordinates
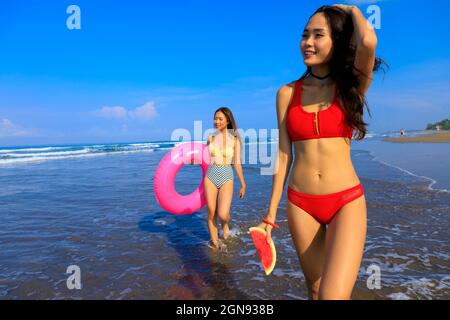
[1,144,449,300]
[384,131,450,143]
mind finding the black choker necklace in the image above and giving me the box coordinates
[310,71,331,79]
[309,71,331,87]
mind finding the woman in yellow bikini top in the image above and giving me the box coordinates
[204,107,246,251]
[208,133,235,165]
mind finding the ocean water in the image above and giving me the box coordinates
[0,134,449,300]
[354,130,450,192]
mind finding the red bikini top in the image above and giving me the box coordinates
[286,79,353,141]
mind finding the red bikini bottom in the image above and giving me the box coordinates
[287,183,364,225]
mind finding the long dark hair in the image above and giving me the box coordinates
[214,107,241,143]
[300,5,388,140]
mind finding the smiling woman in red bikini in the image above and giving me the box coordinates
[256,4,386,299]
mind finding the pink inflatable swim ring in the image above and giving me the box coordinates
[154,142,210,215]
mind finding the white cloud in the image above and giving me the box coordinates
[0,118,31,137]
[129,102,158,120]
[95,101,158,121]
[96,106,128,119]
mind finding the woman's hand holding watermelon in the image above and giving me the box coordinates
[257,215,277,242]
[250,215,279,275]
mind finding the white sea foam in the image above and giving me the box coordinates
[387,292,412,300]
[0,149,155,165]
[0,146,73,153]
[3,149,90,158]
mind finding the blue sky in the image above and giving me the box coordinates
[1,0,449,146]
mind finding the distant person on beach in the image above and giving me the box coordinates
[255,4,387,299]
[204,107,246,250]
[400,128,405,136]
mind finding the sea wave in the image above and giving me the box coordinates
[0,140,279,165]
[0,143,159,165]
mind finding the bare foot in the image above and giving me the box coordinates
[218,240,227,251]
[222,224,230,240]
[208,240,220,250]
[208,239,227,252]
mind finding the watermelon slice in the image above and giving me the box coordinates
[249,227,277,275]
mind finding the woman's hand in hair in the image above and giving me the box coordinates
[332,4,356,14]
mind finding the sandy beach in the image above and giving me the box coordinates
[384,130,450,143]
[1,140,449,300]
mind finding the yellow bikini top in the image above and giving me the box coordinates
[208,135,234,159]
[209,143,234,158]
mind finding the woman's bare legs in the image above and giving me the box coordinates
[287,201,327,300]
[204,177,219,248]
[287,195,367,300]
[318,195,367,300]
[217,180,233,240]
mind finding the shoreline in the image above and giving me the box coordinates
[355,132,450,192]
[383,130,450,143]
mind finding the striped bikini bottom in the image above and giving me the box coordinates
[206,165,234,189]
